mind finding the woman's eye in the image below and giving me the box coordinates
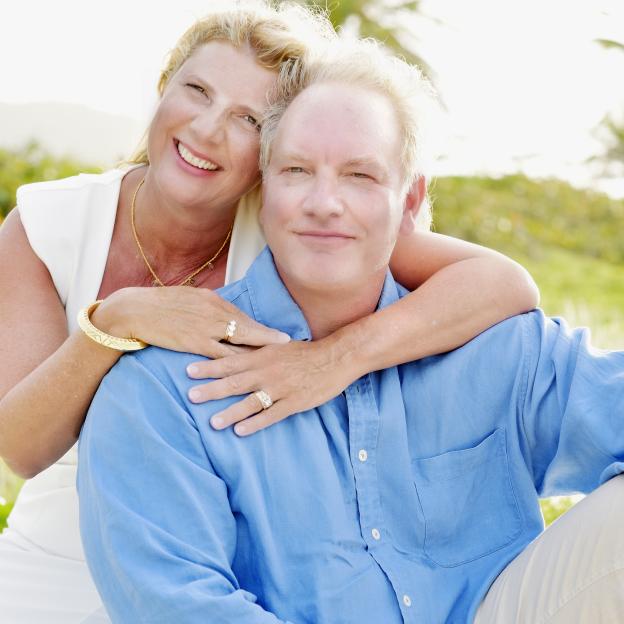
[187,83,206,95]
[243,114,260,130]
[351,172,372,179]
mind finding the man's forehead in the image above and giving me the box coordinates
[274,82,401,163]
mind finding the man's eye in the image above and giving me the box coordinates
[286,167,305,173]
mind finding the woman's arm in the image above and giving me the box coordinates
[0,210,120,478]
[0,211,288,478]
[185,230,539,435]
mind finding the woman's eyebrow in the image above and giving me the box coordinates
[184,74,263,118]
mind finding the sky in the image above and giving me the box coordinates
[2,0,623,194]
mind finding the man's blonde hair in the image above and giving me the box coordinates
[260,38,439,228]
[129,1,333,165]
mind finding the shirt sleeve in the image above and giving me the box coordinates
[78,351,291,624]
[519,311,624,497]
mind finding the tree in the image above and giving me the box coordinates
[301,0,432,76]
[594,38,624,174]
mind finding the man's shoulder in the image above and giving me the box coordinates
[401,309,545,376]
[130,278,253,384]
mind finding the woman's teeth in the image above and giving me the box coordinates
[177,142,219,171]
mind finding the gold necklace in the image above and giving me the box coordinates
[130,177,233,287]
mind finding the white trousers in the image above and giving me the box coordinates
[475,475,624,624]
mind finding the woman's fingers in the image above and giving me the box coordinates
[221,314,290,347]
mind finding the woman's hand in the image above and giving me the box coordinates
[92,286,291,358]
[186,338,357,435]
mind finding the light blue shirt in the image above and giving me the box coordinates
[78,247,624,623]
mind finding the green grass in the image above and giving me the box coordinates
[0,460,22,531]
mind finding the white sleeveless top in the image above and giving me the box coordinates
[8,169,266,560]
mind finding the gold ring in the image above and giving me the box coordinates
[223,319,237,343]
[254,390,273,410]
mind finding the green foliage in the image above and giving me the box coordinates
[594,38,624,173]
[540,497,576,527]
[0,459,22,531]
[0,142,99,219]
[432,175,624,265]
[596,115,624,174]
[433,175,624,351]
[0,501,14,532]
[302,0,431,75]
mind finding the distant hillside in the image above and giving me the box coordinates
[0,101,144,166]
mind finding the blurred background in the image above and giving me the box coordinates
[1,0,623,528]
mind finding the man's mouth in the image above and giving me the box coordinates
[176,141,220,171]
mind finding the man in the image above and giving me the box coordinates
[78,41,624,623]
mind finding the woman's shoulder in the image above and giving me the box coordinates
[16,169,126,206]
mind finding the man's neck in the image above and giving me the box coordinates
[277,268,388,340]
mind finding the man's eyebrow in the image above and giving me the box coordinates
[343,157,386,169]
[274,151,312,164]
[343,157,390,177]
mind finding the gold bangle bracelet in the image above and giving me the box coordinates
[77,301,148,352]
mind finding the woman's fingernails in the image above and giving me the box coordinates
[234,423,247,435]
[188,388,201,402]
[211,416,224,429]
[187,364,199,377]
[275,332,291,343]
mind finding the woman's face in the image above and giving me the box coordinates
[147,41,277,214]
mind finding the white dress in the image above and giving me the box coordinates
[0,169,266,623]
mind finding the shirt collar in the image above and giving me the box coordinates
[244,246,404,341]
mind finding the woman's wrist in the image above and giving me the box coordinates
[323,318,376,384]
[89,288,138,339]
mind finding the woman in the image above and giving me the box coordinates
[0,3,538,622]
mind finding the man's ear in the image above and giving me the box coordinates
[399,175,427,235]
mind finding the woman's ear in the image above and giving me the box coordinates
[399,175,427,234]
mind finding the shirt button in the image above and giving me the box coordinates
[371,528,381,540]
[403,595,412,607]
[358,449,368,462]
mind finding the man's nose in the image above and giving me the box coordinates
[302,177,344,220]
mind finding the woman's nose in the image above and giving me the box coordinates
[190,108,227,144]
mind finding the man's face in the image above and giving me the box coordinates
[261,82,409,294]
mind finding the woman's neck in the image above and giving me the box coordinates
[122,166,236,281]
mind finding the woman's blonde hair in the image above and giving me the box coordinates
[129,1,333,165]
[260,38,440,229]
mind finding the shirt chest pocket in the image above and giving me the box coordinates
[411,428,521,568]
